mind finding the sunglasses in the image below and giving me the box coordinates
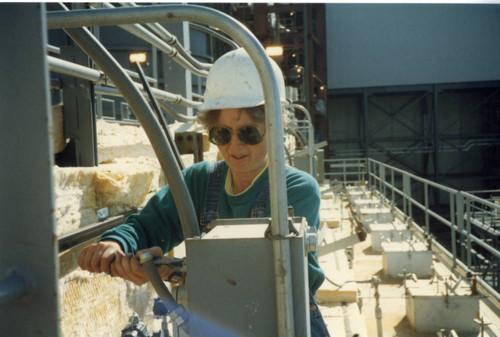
[208,125,265,146]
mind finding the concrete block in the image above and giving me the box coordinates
[405,280,480,334]
[370,222,411,253]
[352,197,382,214]
[382,241,433,278]
[359,207,393,231]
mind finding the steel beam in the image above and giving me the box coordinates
[0,3,60,336]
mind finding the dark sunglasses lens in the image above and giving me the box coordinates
[238,125,264,145]
[209,126,231,145]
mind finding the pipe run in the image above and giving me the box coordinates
[95,85,200,109]
[101,2,208,77]
[121,2,212,71]
[47,5,295,336]
[189,22,240,50]
[48,56,201,111]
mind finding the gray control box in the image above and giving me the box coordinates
[185,220,310,337]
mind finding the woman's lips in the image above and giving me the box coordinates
[231,154,247,161]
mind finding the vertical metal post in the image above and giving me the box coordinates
[365,159,369,186]
[303,5,311,114]
[432,84,440,204]
[465,198,472,269]
[379,165,386,198]
[456,193,465,262]
[152,45,159,88]
[424,183,430,234]
[362,89,369,158]
[450,193,457,267]
[93,26,103,119]
[343,160,347,183]
[0,3,60,335]
[403,174,411,217]
[391,169,395,205]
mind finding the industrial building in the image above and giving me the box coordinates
[1,3,499,337]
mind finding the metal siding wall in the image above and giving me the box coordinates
[326,4,500,89]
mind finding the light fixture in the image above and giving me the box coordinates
[129,52,147,64]
[320,85,325,91]
[265,46,284,57]
[292,52,297,58]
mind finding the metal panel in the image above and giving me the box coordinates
[0,3,60,336]
[60,45,98,166]
[186,224,310,337]
[326,4,500,89]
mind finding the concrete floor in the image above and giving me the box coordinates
[317,194,500,337]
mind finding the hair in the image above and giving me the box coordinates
[197,105,266,130]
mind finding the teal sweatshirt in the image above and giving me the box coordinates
[101,161,325,294]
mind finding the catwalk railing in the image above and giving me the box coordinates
[324,157,500,308]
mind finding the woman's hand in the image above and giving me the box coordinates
[78,240,124,274]
[110,246,177,286]
[78,243,177,286]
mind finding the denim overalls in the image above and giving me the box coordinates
[199,161,331,337]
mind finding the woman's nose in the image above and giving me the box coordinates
[227,130,243,148]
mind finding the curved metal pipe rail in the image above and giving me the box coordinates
[157,101,198,123]
[100,2,209,77]
[120,2,212,71]
[189,22,240,50]
[47,5,295,336]
[284,103,314,175]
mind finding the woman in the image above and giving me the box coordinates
[78,48,330,336]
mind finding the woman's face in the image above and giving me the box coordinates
[215,108,267,180]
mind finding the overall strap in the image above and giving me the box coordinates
[199,161,226,231]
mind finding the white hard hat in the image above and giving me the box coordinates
[197,48,286,113]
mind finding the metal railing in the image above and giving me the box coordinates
[324,157,500,307]
[324,158,367,185]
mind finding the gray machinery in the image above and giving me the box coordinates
[175,218,316,337]
[46,4,317,337]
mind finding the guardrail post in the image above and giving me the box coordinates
[367,159,372,186]
[344,159,347,183]
[465,198,472,269]
[456,193,465,262]
[424,183,430,235]
[391,169,395,205]
[379,164,386,199]
[450,193,457,268]
[403,174,411,217]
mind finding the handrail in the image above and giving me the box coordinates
[324,157,499,298]
[365,157,500,303]
[47,5,295,336]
